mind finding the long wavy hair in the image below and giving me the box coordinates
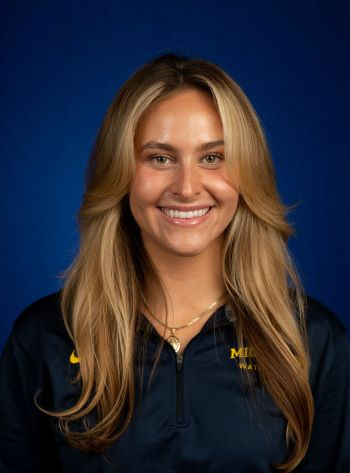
[38,53,314,472]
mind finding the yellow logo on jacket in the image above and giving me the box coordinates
[230,347,255,359]
[70,350,80,364]
[230,346,258,371]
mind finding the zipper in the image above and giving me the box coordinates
[175,353,184,420]
[169,305,227,423]
[172,325,216,422]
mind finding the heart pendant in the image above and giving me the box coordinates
[167,335,180,353]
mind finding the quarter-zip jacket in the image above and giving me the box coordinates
[0,291,349,472]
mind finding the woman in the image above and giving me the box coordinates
[0,53,349,473]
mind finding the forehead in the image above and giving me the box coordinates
[134,88,223,151]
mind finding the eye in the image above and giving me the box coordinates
[149,155,172,166]
[203,153,223,165]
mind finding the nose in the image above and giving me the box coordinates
[169,161,202,199]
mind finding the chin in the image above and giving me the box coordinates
[165,245,208,257]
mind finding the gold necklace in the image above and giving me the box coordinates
[147,292,228,353]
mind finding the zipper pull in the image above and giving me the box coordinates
[176,353,183,371]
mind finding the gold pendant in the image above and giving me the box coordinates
[167,335,180,353]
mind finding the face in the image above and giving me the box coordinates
[129,87,239,259]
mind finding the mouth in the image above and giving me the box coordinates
[158,206,212,219]
[157,206,214,226]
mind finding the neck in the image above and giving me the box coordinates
[143,239,227,325]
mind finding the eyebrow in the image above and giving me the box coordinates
[140,139,225,153]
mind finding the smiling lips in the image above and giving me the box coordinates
[160,207,210,219]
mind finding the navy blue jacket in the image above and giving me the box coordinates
[0,292,349,472]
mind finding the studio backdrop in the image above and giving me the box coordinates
[0,0,349,349]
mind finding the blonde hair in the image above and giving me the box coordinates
[38,53,314,472]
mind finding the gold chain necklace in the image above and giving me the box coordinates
[147,292,228,353]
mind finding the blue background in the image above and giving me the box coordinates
[1,0,349,350]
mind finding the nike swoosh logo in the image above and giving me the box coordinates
[70,350,80,364]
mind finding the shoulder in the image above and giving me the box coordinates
[1,291,79,418]
[304,293,348,345]
[13,291,66,337]
[9,291,71,363]
[303,293,350,386]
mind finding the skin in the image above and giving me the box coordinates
[129,87,240,337]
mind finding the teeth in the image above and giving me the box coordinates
[161,207,210,219]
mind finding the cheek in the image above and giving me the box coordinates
[208,178,239,206]
[210,180,240,225]
[227,191,240,218]
[129,170,163,209]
